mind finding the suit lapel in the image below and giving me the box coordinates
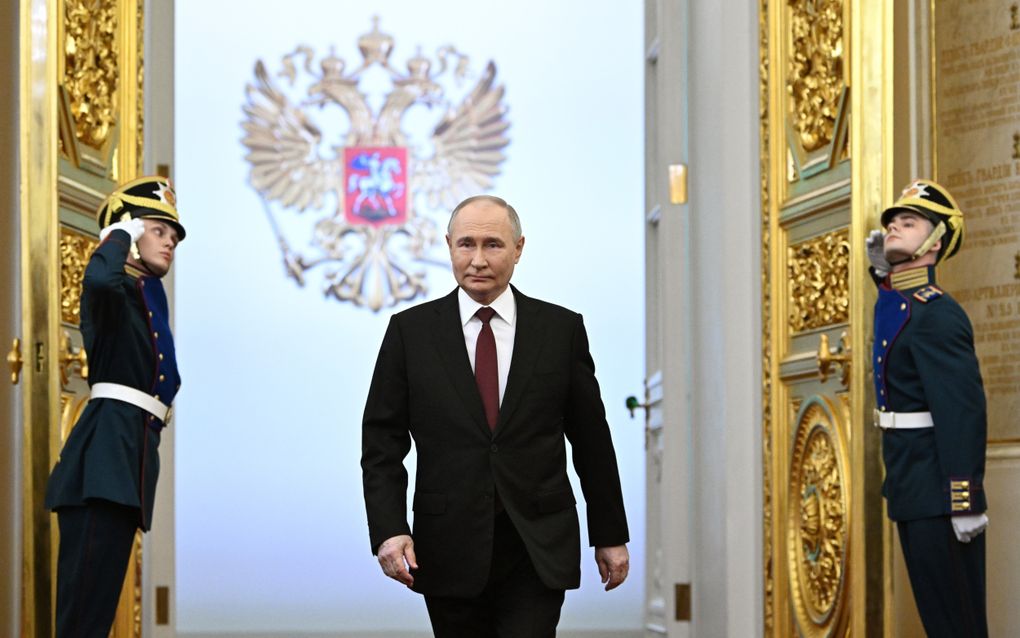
[496,286,544,434]
[432,289,491,436]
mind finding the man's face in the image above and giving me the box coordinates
[131,219,179,277]
[884,211,937,262]
[446,201,524,305]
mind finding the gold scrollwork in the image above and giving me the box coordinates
[60,227,98,326]
[788,229,850,332]
[135,0,144,173]
[64,0,119,150]
[788,398,849,636]
[787,0,845,152]
[760,0,774,632]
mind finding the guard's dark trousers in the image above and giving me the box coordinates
[898,516,987,638]
[55,501,138,638]
[424,509,565,638]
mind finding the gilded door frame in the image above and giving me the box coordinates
[20,0,146,635]
[760,0,897,635]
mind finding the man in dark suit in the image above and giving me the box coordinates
[867,179,988,637]
[362,195,630,637]
[45,176,184,637]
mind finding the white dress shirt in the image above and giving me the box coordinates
[458,287,516,406]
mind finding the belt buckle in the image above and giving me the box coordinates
[872,408,881,428]
[163,405,173,426]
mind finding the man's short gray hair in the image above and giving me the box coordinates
[447,195,522,241]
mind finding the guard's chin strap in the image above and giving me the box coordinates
[138,258,161,277]
[887,221,946,266]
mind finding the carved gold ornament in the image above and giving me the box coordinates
[241,19,511,311]
[788,229,850,332]
[787,397,849,637]
[60,227,99,326]
[135,0,144,172]
[64,0,119,150]
[759,0,774,631]
[787,0,845,152]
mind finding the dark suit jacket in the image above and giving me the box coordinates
[45,229,181,530]
[362,286,629,597]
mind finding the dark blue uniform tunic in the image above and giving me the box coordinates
[44,228,181,637]
[873,265,987,637]
[45,228,180,530]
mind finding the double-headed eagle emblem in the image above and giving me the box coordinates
[241,19,510,310]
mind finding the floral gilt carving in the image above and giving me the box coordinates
[64,0,119,149]
[787,0,844,152]
[60,228,98,326]
[788,229,850,332]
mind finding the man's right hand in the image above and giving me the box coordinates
[866,229,890,277]
[100,217,146,243]
[376,534,417,587]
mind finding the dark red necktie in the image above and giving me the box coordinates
[475,307,499,431]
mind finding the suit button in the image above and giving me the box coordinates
[882,339,888,347]
[900,303,907,311]
[877,356,882,363]
[490,444,498,453]
[159,374,166,382]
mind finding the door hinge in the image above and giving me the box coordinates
[6,337,22,384]
[668,164,688,204]
[675,582,691,621]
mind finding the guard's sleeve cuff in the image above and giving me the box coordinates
[949,477,976,513]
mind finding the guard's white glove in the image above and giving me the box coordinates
[866,229,890,277]
[951,513,988,543]
[99,217,145,243]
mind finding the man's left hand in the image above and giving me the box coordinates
[951,513,989,543]
[595,545,629,591]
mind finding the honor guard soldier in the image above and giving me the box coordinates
[867,179,988,637]
[45,176,184,637]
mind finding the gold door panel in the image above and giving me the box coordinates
[761,0,890,635]
[787,395,850,638]
[21,0,146,635]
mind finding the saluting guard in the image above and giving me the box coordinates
[867,179,988,637]
[45,176,184,637]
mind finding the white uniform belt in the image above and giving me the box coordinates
[873,409,933,430]
[90,382,171,423]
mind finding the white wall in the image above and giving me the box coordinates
[686,0,763,635]
[174,1,644,633]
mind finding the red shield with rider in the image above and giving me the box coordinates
[344,147,409,226]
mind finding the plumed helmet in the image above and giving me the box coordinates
[880,179,963,264]
[96,175,185,240]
